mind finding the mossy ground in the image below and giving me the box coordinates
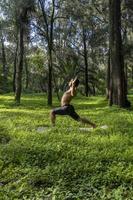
[0,94,133,200]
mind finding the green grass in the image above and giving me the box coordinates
[0,93,133,200]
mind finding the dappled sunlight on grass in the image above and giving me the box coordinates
[0,93,133,199]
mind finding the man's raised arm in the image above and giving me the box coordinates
[71,81,76,96]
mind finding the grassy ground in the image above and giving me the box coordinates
[0,93,133,200]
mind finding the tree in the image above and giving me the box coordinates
[82,26,89,96]
[109,0,130,107]
[36,0,56,106]
[14,0,34,104]
[0,18,8,92]
[0,32,8,92]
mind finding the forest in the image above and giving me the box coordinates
[0,0,133,105]
[0,0,133,199]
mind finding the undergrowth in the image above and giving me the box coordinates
[0,94,133,200]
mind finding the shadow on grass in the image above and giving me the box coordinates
[0,94,48,110]
[0,125,11,144]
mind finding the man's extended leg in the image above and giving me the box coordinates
[78,117,96,128]
[50,110,56,126]
[68,106,96,128]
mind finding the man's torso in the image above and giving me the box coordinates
[61,89,73,106]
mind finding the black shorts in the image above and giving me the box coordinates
[52,105,80,121]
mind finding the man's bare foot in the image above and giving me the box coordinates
[92,124,97,129]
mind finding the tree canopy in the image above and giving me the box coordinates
[0,0,132,106]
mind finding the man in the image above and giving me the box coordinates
[50,77,96,128]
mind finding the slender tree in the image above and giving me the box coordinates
[82,26,89,97]
[15,11,24,103]
[37,0,55,106]
[106,50,110,99]
[1,33,8,92]
[15,0,34,104]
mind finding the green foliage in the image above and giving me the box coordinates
[0,94,133,199]
[0,0,133,95]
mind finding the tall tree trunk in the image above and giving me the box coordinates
[15,23,24,104]
[48,48,53,105]
[92,84,96,96]
[106,50,110,99]
[125,63,128,96]
[109,0,130,107]
[131,66,133,86]
[13,39,18,93]
[53,73,60,101]
[47,0,55,106]
[25,55,29,90]
[38,0,55,106]
[83,27,89,97]
[1,36,8,92]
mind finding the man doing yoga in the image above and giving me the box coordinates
[50,77,96,128]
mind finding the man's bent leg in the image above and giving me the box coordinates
[50,106,70,126]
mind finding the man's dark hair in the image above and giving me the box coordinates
[74,78,80,87]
